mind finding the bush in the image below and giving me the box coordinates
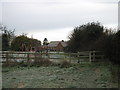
[102,31,120,64]
[59,60,71,68]
[33,58,53,66]
[67,22,104,52]
[67,22,120,65]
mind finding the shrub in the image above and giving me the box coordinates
[33,58,53,66]
[59,60,71,68]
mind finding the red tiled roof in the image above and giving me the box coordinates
[48,41,67,47]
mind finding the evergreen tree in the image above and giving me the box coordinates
[43,38,48,45]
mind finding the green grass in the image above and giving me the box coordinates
[2,62,118,88]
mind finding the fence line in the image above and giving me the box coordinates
[0,51,105,64]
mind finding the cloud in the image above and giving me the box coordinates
[3,2,117,27]
[1,0,118,40]
[0,2,2,23]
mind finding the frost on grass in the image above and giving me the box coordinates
[2,63,118,88]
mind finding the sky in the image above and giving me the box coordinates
[0,0,119,42]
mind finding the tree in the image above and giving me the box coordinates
[67,22,120,64]
[103,30,120,64]
[43,38,49,45]
[67,22,104,52]
[11,35,28,51]
[0,25,15,51]
[11,34,41,51]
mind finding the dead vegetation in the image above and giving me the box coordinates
[2,58,71,68]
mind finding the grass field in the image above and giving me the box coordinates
[2,62,119,88]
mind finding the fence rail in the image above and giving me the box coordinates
[0,51,105,64]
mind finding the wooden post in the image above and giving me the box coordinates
[93,51,95,62]
[6,52,9,66]
[41,53,42,58]
[35,52,37,62]
[89,51,92,62]
[77,52,80,63]
[27,53,29,63]
[101,55,104,61]
[47,53,50,59]
[69,53,71,63]
[35,52,39,64]
[12,52,15,62]
[64,53,66,60]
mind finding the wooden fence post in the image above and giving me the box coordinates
[35,52,36,61]
[40,52,42,59]
[27,53,29,63]
[69,53,71,63]
[6,52,9,66]
[92,51,95,62]
[34,52,37,64]
[64,53,66,60]
[89,51,92,62]
[101,54,104,61]
[48,53,50,59]
[34,52,38,64]
[77,52,80,63]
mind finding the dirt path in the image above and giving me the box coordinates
[2,63,118,88]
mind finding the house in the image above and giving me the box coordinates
[38,45,48,53]
[48,41,67,51]
[20,40,67,52]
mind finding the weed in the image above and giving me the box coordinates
[33,58,53,66]
[59,60,71,68]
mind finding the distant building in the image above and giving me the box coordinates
[20,40,67,52]
[48,41,67,51]
[38,45,48,52]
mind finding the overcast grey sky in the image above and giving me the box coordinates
[0,0,119,41]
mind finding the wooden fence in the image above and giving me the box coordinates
[77,51,104,62]
[0,51,105,64]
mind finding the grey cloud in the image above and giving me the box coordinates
[2,0,118,35]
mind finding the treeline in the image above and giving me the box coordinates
[0,26,41,51]
[1,23,120,64]
[65,22,120,64]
